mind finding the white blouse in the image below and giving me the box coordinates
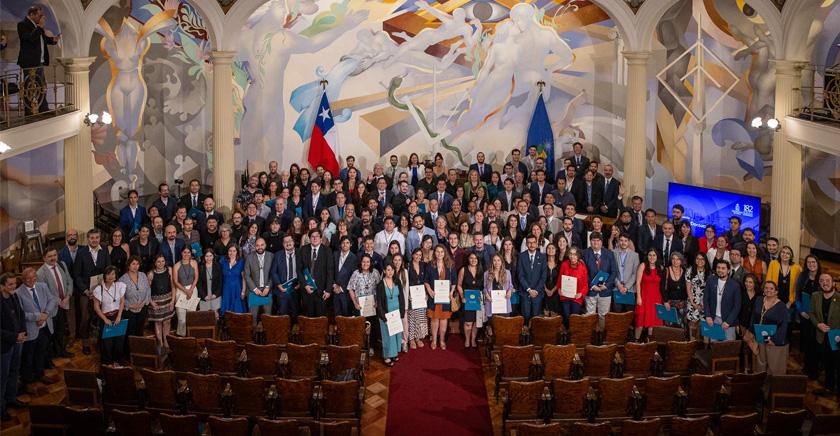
[94,281,126,313]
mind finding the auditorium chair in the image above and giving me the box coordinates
[768,374,807,411]
[67,406,105,436]
[602,311,634,345]
[101,364,141,410]
[186,372,223,416]
[158,413,201,435]
[325,344,365,382]
[570,421,611,435]
[228,376,268,417]
[809,411,840,435]
[663,340,698,376]
[567,313,598,346]
[641,375,681,418]
[547,378,590,421]
[334,315,369,350]
[317,380,365,430]
[320,421,354,436]
[621,418,661,436]
[541,344,576,380]
[583,344,619,378]
[694,340,742,375]
[275,378,317,419]
[623,341,658,378]
[29,404,69,436]
[494,345,539,402]
[167,335,198,373]
[63,368,100,407]
[205,339,238,374]
[670,415,711,436]
[485,315,526,362]
[596,376,636,419]
[717,412,759,436]
[296,316,330,346]
[256,417,301,435]
[261,314,292,346]
[726,372,766,414]
[110,409,153,436]
[246,343,282,379]
[509,422,562,436]
[649,325,687,342]
[280,343,322,379]
[501,380,549,435]
[140,368,178,412]
[128,335,163,369]
[686,373,726,416]
[208,416,250,436]
[186,310,218,339]
[526,316,564,347]
[225,312,254,344]
[757,409,807,435]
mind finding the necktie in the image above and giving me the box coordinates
[411,167,418,185]
[479,165,483,177]
[530,254,535,267]
[312,247,318,264]
[52,265,65,300]
[31,288,41,311]
[287,253,295,280]
[338,206,344,219]
[192,195,197,208]
[665,238,671,258]
[595,252,601,269]
[586,184,592,205]
[520,216,526,231]
[380,191,386,207]
[258,254,265,288]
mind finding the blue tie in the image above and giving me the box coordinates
[587,184,592,205]
[31,288,41,311]
[520,216,526,231]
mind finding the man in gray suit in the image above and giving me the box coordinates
[612,233,640,312]
[17,268,59,390]
[244,238,274,327]
[328,191,350,224]
[36,247,74,358]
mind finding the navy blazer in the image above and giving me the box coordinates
[119,205,147,238]
[582,248,618,297]
[151,197,178,223]
[58,246,80,288]
[159,238,186,267]
[333,251,358,291]
[517,251,547,296]
[469,163,492,183]
[601,178,622,217]
[652,234,684,265]
[302,194,328,219]
[270,250,299,297]
[429,191,454,214]
[637,224,662,256]
[703,275,742,326]
[72,246,111,292]
[529,182,550,206]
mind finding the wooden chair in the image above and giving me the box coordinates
[318,380,364,430]
[718,412,759,436]
[527,316,564,347]
[321,421,354,436]
[110,409,153,436]
[694,340,742,375]
[206,339,238,374]
[101,365,140,410]
[281,343,322,379]
[140,368,178,411]
[663,341,697,376]
[262,315,292,346]
[649,325,687,342]
[583,344,618,378]
[568,314,598,346]
[29,404,69,436]
[486,316,525,361]
[334,316,368,349]
[297,316,330,346]
[621,418,662,436]
[642,375,681,418]
[501,380,548,435]
[256,417,300,436]
[325,344,364,382]
[63,368,100,407]
[727,372,767,413]
[757,409,807,435]
[509,422,562,436]
[158,413,201,435]
[541,344,575,380]
[809,411,840,435]
[246,343,282,379]
[548,378,590,420]
[208,416,250,436]
[128,335,163,369]
[186,310,218,339]
[570,421,611,435]
[686,373,726,415]
[602,311,634,345]
[624,341,657,377]
[670,415,711,436]
[168,335,198,373]
[186,372,222,415]
[768,374,807,411]
[225,312,254,344]
[229,376,267,417]
[597,376,636,418]
[495,345,538,401]
[66,407,105,436]
[275,378,317,418]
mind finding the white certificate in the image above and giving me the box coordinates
[175,289,200,311]
[491,290,508,314]
[410,285,427,310]
[433,280,450,304]
[385,310,403,336]
[358,295,376,317]
[89,274,103,291]
[560,275,578,298]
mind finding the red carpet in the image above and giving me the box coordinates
[385,335,492,435]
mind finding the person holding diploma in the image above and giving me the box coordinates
[119,256,150,340]
[634,249,664,341]
[797,254,822,379]
[517,235,547,323]
[220,245,247,315]
[703,260,741,341]
[197,250,222,316]
[147,255,174,353]
[173,247,199,336]
[458,253,484,349]
[752,281,788,375]
[406,249,429,349]
[484,254,513,319]
[810,273,840,398]
[377,263,405,367]
[686,253,710,341]
[558,247,588,329]
[662,252,688,327]
[612,233,639,313]
[93,266,126,365]
[582,233,617,328]
[348,254,382,343]
[425,245,456,350]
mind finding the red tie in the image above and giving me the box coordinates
[52,265,65,300]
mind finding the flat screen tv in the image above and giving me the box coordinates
[666,182,761,238]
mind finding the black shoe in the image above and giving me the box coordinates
[59,351,74,358]
[6,400,27,409]
[82,346,91,355]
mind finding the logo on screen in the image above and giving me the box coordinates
[732,204,754,218]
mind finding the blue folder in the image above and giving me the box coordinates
[510,292,519,305]
[701,322,727,341]
[188,207,202,219]
[102,319,129,339]
[191,242,203,259]
[753,324,778,342]
[464,290,481,311]
[830,329,840,351]
[303,268,318,289]
[797,293,812,314]
[280,277,297,292]
[294,207,302,218]
[612,289,636,306]
[655,304,679,323]
[248,291,272,307]
[590,271,610,287]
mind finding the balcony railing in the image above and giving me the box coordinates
[793,63,840,126]
[0,64,74,130]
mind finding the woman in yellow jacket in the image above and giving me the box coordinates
[766,245,801,307]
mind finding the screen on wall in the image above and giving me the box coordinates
[667,182,761,238]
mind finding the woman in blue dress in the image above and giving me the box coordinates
[376,263,405,367]
[220,244,247,315]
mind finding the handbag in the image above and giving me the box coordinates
[450,290,461,312]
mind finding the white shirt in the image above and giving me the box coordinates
[30,18,46,63]
[94,281,126,313]
[339,251,349,271]
[130,205,138,217]
[89,246,101,264]
[374,229,405,256]
[715,278,726,318]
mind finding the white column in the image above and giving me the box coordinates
[769,60,804,259]
[211,51,236,217]
[622,51,650,200]
[58,57,96,239]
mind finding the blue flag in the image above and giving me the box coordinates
[526,93,555,177]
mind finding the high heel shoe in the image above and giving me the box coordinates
[431,342,437,350]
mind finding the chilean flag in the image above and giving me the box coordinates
[308,93,340,176]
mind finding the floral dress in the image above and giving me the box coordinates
[686,267,707,322]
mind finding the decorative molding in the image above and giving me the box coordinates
[624,0,646,13]
[0,111,82,161]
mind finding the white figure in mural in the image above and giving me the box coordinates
[389,1,481,71]
[448,3,573,138]
[95,11,177,179]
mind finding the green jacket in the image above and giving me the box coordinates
[810,292,840,344]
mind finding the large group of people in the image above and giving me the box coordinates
[2,144,839,422]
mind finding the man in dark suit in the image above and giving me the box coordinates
[629,196,645,227]
[498,178,519,213]
[653,221,684,266]
[17,5,58,114]
[560,217,583,248]
[636,209,661,256]
[552,178,576,209]
[576,170,603,214]
[297,229,335,317]
[71,228,110,355]
[243,203,266,234]
[509,148,529,182]
[430,179,453,214]
[302,179,327,220]
[514,199,534,234]
[195,197,224,231]
[703,260,741,341]
[582,233,618,327]
[267,197,293,232]
[416,167,438,197]
[359,237,384,272]
[570,142,589,179]
[391,180,412,216]
[269,235,299,317]
[151,182,178,224]
[469,152,492,184]
[1,273,27,419]
[332,236,358,317]
[424,198,443,229]
[528,169,550,206]
[179,179,207,211]
[119,189,146,239]
[517,235,547,322]
[599,164,623,218]
[159,225,185,267]
[371,177,394,215]
[562,204,586,242]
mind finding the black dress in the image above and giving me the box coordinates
[109,245,128,276]
[544,261,561,314]
[129,238,158,273]
[461,267,483,322]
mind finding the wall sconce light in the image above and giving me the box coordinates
[84,111,112,127]
[0,141,10,154]
[750,116,781,131]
